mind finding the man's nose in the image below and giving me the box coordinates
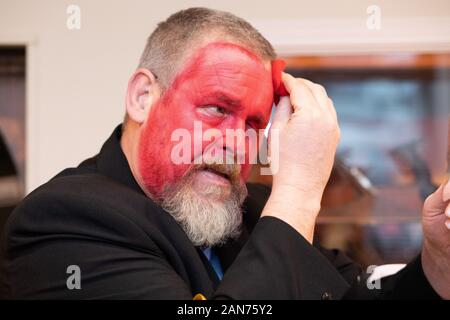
[222,120,248,164]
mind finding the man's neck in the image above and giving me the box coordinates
[120,122,152,199]
[119,122,137,166]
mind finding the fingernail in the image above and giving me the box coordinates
[443,180,450,202]
[446,219,450,230]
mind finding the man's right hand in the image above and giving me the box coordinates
[261,73,340,243]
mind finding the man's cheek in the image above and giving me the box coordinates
[138,140,191,195]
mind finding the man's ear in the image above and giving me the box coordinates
[125,68,160,124]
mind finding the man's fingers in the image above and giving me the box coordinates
[445,202,450,229]
[443,177,450,202]
[281,73,337,124]
[281,72,317,113]
[301,79,338,122]
[424,182,447,217]
[271,96,292,130]
[446,201,450,218]
[327,98,338,123]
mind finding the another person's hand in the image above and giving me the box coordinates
[421,179,450,299]
[262,73,340,243]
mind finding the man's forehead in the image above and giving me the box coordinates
[168,41,272,95]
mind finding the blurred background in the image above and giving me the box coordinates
[0,0,449,268]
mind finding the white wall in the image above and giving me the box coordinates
[0,0,449,192]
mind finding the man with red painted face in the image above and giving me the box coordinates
[1,8,448,300]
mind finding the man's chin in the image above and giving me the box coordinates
[160,172,245,247]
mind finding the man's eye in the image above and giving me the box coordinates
[198,105,227,118]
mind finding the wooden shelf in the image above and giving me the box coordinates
[283,53,450,70]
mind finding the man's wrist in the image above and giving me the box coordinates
[261,189,321,243]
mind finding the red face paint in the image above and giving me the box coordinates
[271,59,288,104]
[137,42,274,199]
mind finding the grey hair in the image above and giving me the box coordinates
[138,7,276,90]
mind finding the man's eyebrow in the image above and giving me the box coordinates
[209,92,268,124]
[213,92,241,107]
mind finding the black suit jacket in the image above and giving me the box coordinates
[0,125,440,299]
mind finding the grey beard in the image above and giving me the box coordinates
[160,170,248,247]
